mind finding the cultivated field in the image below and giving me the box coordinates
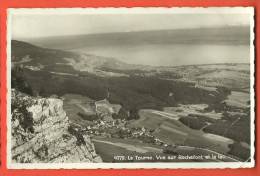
[129,108,234,155]
[224,91,250,108]
[62,94,96,126]
[92,136,237,162]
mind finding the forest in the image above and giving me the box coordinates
[12,65,231,121]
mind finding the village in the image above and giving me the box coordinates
[78,118,168,147]
[69,100,170,149]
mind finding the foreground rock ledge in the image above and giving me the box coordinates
[11,89,102,163]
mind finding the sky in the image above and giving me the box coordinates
[11,9,252,39]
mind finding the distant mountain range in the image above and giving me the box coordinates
[19,26,250,50]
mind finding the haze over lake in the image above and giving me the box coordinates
[13,11,251,67]
[71,44,249,66]
[22,26,250,67]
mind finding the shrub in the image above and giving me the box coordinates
[68,125,86,146]
[11,66,33,95]
[228,142,250,161]
[112,107,129,119]
[179,116,207,130]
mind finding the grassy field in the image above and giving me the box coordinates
[224,91,250,108]
[164,104,222,120]
[62,94,96,126]
[129,109,234,155]
[92,137,237,162]
[92,137,169,162]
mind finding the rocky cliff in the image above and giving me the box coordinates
[11,89,102,163]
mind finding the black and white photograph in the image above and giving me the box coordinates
[7,8,254,169]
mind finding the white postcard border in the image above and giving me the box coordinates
[6,7,255,169]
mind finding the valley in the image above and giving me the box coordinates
[11,40,252,162]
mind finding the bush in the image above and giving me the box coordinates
[228,142,250,161]
[11,91,34,133]
[163,145,178,155]
[179,116,207,130]
[112,107,129,119]
[68,125,86,146]
[203,116,250,144]
[11,66,33,95]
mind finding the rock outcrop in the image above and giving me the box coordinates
[11,89,102,163]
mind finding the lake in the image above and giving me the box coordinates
[72,44,250,66]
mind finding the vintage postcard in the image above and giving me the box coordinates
[7,7,255,169]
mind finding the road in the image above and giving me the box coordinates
[92,138,162,153]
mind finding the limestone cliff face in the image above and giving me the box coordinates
[11,89,102,163]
